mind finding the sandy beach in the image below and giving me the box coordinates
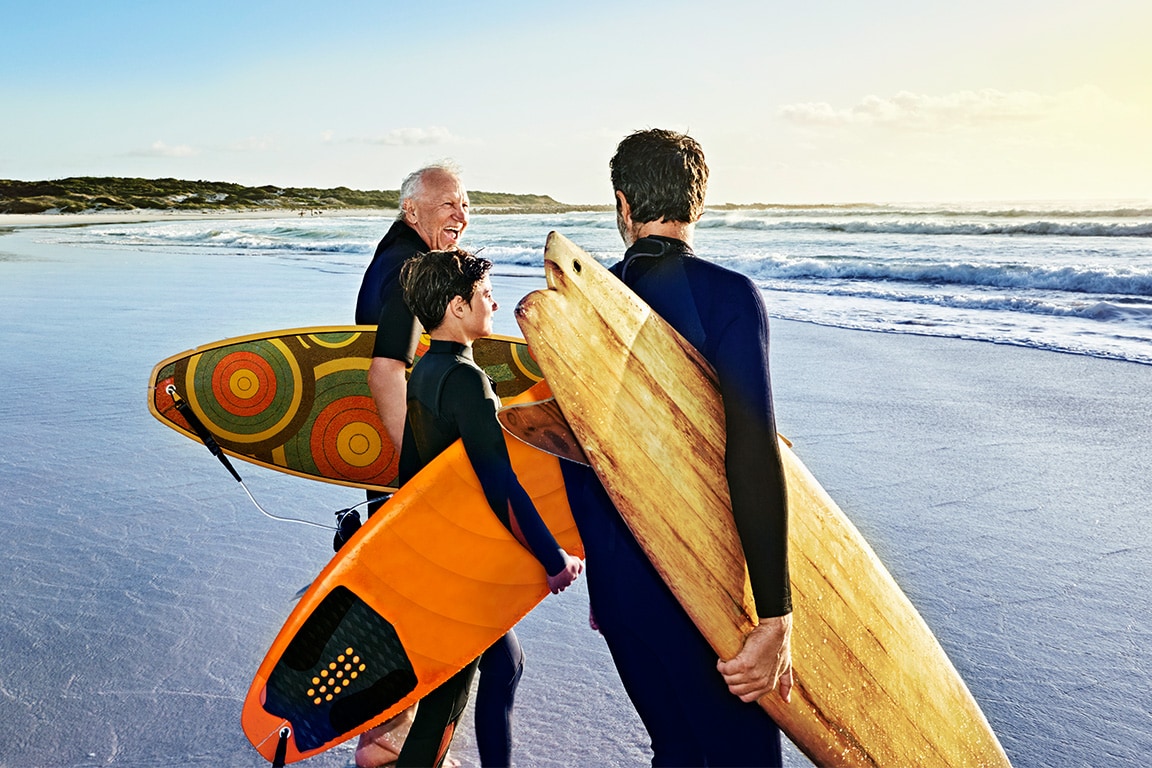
[0,209,401,231]
[1,220,1149,767]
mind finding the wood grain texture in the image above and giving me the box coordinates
[513,231,1010,767]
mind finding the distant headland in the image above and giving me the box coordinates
[0,177,607,215]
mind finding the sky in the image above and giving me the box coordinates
[2,0,1150,205]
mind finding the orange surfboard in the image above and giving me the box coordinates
[239,379,582,763]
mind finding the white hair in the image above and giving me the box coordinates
[397,161,464,219]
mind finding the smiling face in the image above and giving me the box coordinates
[403,168,469,250]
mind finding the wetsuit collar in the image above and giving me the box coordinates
[619,235,694,283]
[425,338,473,361]
[626,235,693,258]
[380,217,431,253]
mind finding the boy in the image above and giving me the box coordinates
[390,249,582,768]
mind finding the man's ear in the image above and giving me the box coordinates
[402,200,417,224]
[615,190,631,222]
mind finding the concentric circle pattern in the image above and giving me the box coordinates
[188,340,304,443]
[302,368,397,484]
[312,394,395,482]
[217,351,278,417]
[509,342,543,381]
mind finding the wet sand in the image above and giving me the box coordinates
[0,223,1149,766]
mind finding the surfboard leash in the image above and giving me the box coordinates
[271,726,291,768]
[163,384,374,533]
[165,385,242,482]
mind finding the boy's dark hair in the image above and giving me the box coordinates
[400,249,493,331]
[610,129,709,224]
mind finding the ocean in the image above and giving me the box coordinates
[28,201,1152,365]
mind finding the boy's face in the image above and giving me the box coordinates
[462,275,496,339]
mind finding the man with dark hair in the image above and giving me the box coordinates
[390,249,582,768]
[609,129,709,227]
[561,128,793,765]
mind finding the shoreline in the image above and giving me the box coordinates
[0,207,400,230]
[5,211,1149,371]
[0,205,611,231]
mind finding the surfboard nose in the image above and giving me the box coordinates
[542,258,565,291]
[540,231,574,292]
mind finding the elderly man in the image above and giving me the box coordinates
[351,163,470,768]
[357,163,470,449]
[355,165,537,768]
[560,129,794,766]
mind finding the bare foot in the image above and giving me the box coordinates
[354,708,415,768]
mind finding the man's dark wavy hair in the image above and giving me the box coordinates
[610,129,708,224]
[400,249,492,331]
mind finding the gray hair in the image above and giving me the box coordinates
[397,161,464,219]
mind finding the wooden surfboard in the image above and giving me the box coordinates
[148,327,543,491]
[240,379,582,764]
[511,231,1011,767]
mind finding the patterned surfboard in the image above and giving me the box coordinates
[148,327,543,491]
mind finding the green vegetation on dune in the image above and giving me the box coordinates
[0,177,595,214]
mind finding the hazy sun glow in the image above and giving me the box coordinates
[1,0,1148,205]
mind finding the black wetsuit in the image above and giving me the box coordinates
[356,218,429,330]
[560,235,790,766]
[396,340,567,768]
[355,219,428,518]
[359,223,536,766]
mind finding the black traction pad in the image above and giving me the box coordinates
[264,586,417,752]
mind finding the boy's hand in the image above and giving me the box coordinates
[547,551,584,594]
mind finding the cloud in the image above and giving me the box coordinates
[228,136,276,152]
[354,126,472,146]
[779,88,1115,131]
[127,140,197,158]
